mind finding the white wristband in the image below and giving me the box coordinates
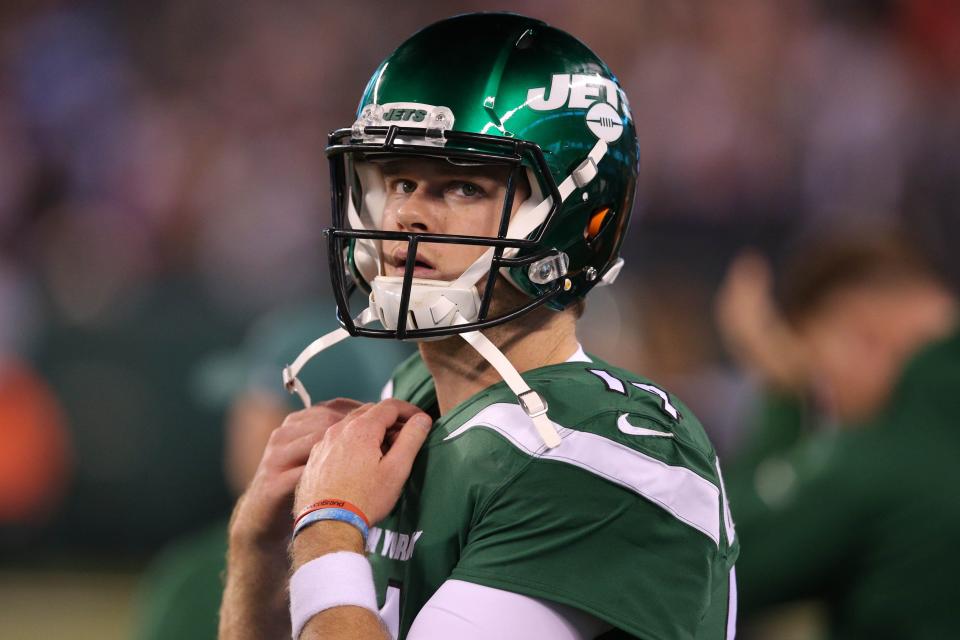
[289,551,380,639]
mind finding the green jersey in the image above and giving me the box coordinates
[371,353,739,640]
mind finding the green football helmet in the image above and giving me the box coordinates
[325,12,639,339]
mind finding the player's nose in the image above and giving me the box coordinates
[393,191,436,233]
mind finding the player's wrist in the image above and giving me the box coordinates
[291,520,366,568]
[226,490,292,548]
[227,517,291,558]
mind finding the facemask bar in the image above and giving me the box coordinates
[326,126,568,340]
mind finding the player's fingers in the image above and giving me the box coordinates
[322,403,377,439]
[347,404,402,438]
[377,398,425,416]
[341,402,378,422]
[287,397,365,422]
[348,399,424,434]
[273,403,361,444]
[381,412,432,478]
[276,429,328,467]
[318,397,366,414]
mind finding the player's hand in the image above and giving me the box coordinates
[294,399,433,524]
[228,397,365,548]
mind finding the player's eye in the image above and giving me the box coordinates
[450,181,485,198]
[396,179,417,194]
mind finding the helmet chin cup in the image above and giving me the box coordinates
[370,276,483,337]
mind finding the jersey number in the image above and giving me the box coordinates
[587,369,680,421]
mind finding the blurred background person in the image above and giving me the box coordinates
[722,232,960,639]
[132,302,410,640]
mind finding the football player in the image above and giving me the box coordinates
[220,13,738,640]
[727,234,960,637]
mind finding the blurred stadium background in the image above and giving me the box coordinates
[0,0,957,638]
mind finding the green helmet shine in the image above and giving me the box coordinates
[355,13,638,309]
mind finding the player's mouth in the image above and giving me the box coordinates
[385,249,439,278]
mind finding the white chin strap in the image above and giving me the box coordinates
[282,305,561,448]
[282,139,609,447]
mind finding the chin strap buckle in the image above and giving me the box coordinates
[517,389,549,419]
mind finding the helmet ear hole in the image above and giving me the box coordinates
[584,207,614,246]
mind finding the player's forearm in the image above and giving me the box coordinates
[291,522,391,640]
[219,535,291,640]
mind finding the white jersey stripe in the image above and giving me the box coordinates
[727,565,738,640]
[444,403,721,545]
[715,457,736,546]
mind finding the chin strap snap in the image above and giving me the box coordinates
[283,307,379,407]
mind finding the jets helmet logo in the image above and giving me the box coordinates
[527,73,632,142]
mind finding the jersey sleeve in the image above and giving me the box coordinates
[449,425,730,640]
[407,579,610,640]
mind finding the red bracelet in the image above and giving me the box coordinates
[294,499,371,529]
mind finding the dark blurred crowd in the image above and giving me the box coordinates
[0,0,959,635]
